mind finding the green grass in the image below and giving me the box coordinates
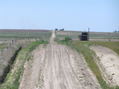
[57,39,119,89]
[56,31,119,40]
[90,41,119,55]
[56,34,80,40]
[0,44,7,50]
[0,41,48,89]
[0,31,51,41]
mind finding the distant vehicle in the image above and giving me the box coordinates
[60,28,64,31]
[80,32,89,41]
[55,28,64,31]
[55,28,58,31]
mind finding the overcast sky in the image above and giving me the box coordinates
[0,0,119,32]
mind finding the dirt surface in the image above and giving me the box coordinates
[91,46,119,86]
[19,31,101,89]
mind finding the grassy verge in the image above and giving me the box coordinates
[89,41,119,55]
[0,44,7,50]
[0,41,48,89]
[57,38,119,89]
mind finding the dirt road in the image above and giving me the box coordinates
[19,31,101,89]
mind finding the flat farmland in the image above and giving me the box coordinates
[0,30,119,89]
[0,29,51,41]
[56,31,119,41]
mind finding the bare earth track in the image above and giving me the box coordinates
[91,46,119,86]
[19,31,101,89]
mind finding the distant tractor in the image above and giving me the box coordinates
[55,28,64,31]
[80,32,89,41]
[60,28,64,31]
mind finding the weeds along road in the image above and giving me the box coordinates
[19,30,101,89]
[91,46,119,86]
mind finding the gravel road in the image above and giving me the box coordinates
[19,31,101,89]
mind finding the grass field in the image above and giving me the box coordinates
[57,37,119,89]
[90,41,119,54]
[0,30,51,41]
[56,31,119,40]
